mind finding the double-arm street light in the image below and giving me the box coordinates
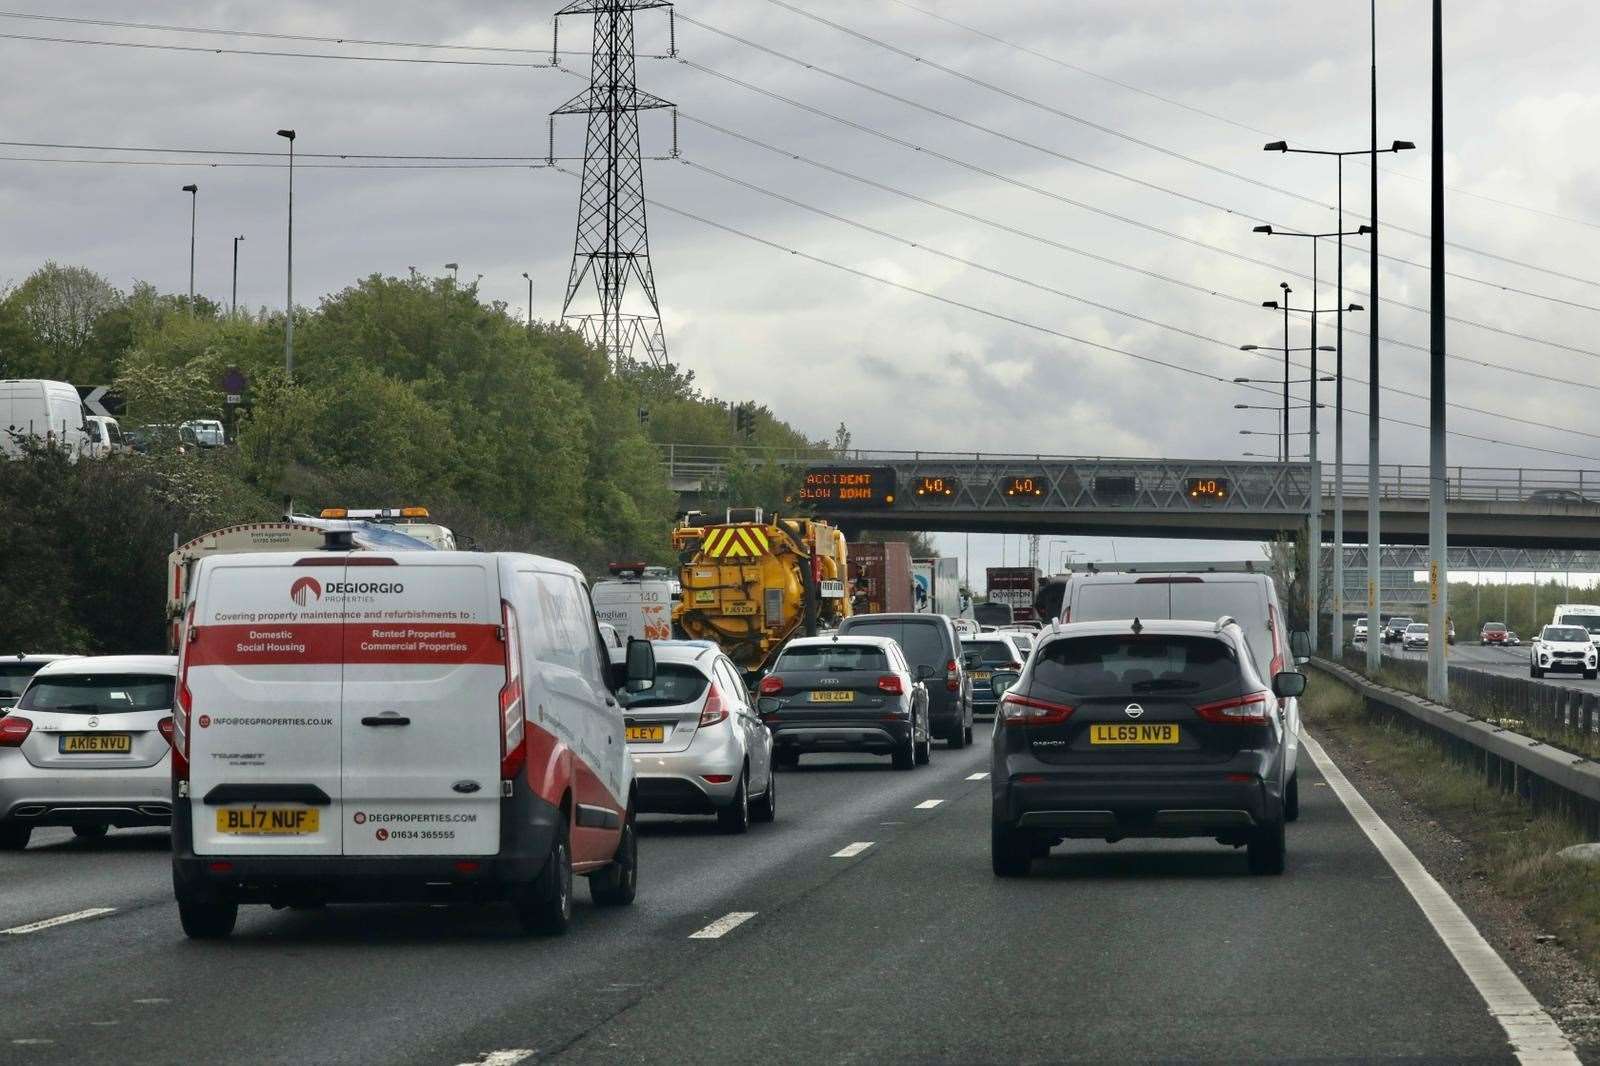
[1258,223,1369,655]
[1237,342,1335,462]
[1264,137,1415,658]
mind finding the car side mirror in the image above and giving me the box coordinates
[1272,671,1307,700]
[1289,630,1311,665]
[623,637,656,694]
[915,663,937,682]
[989,671,1021,700]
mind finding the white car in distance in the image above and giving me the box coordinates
[1402,623,1429,651]
[1530,625,1598,680]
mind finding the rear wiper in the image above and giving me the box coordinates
[49,704,111,712]
[1130,679,1196,693]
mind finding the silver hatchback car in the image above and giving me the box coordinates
[624,642,776,834]
[0,655,177,849]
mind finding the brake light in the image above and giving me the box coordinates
[945,659,960,693]
[499,600,527,780]
[999,692,1074,725]
[0,716,32,747]
[1195,692,1272,725]
[699,686,730,728]
[878,675,905,695]
[1268,604,1285,677]
[158,716,174,745]
[702,774,734,784]
[759,675,784,696]
[172,604,195,780]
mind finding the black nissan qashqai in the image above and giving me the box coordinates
[989,617,1305,878]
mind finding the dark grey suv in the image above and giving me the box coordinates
[836,613,974,748]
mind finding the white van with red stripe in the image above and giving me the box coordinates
[170,548,655,938]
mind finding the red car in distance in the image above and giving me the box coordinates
[1481,622,1509,646]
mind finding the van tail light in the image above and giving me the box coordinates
[0,716,33,747]
[158,717,174,745]
[945,659,960,692]
[878,675,905,695]
[1268,604,1285,677]
[172,604,195,781]
[1195,692,1272,725]
[759,675,784,696]
[499,600,527,780]
[1062,608,1071,623]
[999,692,1074,726]
[699,686,729,728]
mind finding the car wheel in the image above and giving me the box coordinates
[775,749,800,770]
[915,731,932,765]
[1531,664,1544,679]
[176,891,238,940]
[0,824,33,850]
[1587,671,1598,682]
[991,820,1033,878]
[751,767,777,824]
[590,812,638,907]
[717,775,751,834]
[946,723,966,750]
[892,733,916,771]
[1284,773,1300,823]
[1247,816,1287,876]
[965,725,974,744]
[515,820,573,935]
[73,825,109,840]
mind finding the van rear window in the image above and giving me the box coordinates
[18,674,174,714]
[1034,636,1239,697]
[0,664,42,699]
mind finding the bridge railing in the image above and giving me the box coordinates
[1326,464,1598,503]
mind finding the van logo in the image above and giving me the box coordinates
[290,577,322,606]
[452,781,482,794]
[1124,703,1145,719]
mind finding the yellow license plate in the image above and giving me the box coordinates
[1089,723,1180,745]
[725,602,758,616]
[60,734,131,753]
[215,808,320,835]
[809,690,854,703]
[626,725,666,743]
[973,672,992,682]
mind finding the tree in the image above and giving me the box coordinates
[5,262,123,382]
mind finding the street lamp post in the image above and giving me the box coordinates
[1237,346,1335,463]
[276,129,296,382]
[1427,0,1449,702]
[445,263,460,283]
[182,181,199,307]
[1257,224,1370,655]
[232,235,245,316]
[521,272,533,331]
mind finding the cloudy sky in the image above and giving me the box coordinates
[2,1,1596,579]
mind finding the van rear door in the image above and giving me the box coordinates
[186,556,345,857]
[339,556,503,857]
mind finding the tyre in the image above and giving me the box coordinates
[891,733,915,771]
[590,813,638,907]
[717,776,751,834]
[1531,664,1544,679]
[946,723,966,750]
[1284,773,1300,823]
[965,725,974,745]
[991,820,1033,878]
[1586,670,1598,681]
[176,892,238,939]
[751,768,777,824]
[915,734,931,765]
[73,825,109,840]
[0,824,32,851]
[1247,816,1287,876]
[775,749,800,770]
[514,820,573,935]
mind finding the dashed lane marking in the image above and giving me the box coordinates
[966,772,990,781]
[831,842,874,858]
[456,1052,534,1066]
[2,907,116,935]
[1303,731,1578,1065]
[914,799,944,809]
[688,912,757,939]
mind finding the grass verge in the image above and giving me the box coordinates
[1307,669,1600,973]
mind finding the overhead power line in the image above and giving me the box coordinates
[880,0,1600,233]
[752,0,1600,291]
[0,29,571,67]
[680,58,1600,362]
[0,140,550,161]
[0,155,574,170]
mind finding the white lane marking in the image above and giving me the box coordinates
[914,799,944,810]
[832,841,874,858]
[688,911,757,939]
[2,907,116,935]
[133,998,169,1005]
[456,1052,534,1066]
[966,772,990,781]
[12,1039,55,1045]
[1302,732,1578,1064]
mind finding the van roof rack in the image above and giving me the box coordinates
[1084,560,1258,575]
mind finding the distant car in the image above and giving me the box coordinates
[1353,617,1369,642]
[1530,625,1598,680]
[0,654,75,711]
[1481,622,1508,646]
[624,641,775,832]
[758,635,932,770]
[989,618,1304,878]
[1383,616,1414,644]
[1446,618,1456,645]
[1505,630,1522,647]
[180,419,226,449]
[961,633,1027,718]
[84,414,129,459]
[835,613,972,748]
[0,655,177,850]
[1528,489,1591,505]
[123,426,155,454]
[1402,623,1429,651]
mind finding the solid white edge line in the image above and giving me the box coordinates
[1301,731,1578,1064]
[914,799,944,809]
[688,911,757,939]
[1,907,117,935]
[831,841,874,858]
[966,772,990,780]
[456,1051,534,1066]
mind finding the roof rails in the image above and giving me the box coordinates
[1082,560,1260,575]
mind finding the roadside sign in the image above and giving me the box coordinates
[77,386,125,417]
[220,367,248,395]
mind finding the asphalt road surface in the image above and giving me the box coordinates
[0,723,1572,1064]
[1385,638,1600,692]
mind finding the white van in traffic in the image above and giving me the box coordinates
[1062,570,1303,820]
[84,414,128,458]
[1550,604,1600,646]
[592,564,675,645]
[0,379,89,459]
[171,548,655,938]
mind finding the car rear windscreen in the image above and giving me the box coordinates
[1545,627,1590,643]
[621,663,709,709]
[17,674,174,714]
[0,663,42,699]
[963,640,1017,665]
[774,645,891,672]
[1033,635,1240,696]
[844,621,945,667]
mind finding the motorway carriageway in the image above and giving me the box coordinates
[0,725,1578,1064]
[1388,639,1600,693]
